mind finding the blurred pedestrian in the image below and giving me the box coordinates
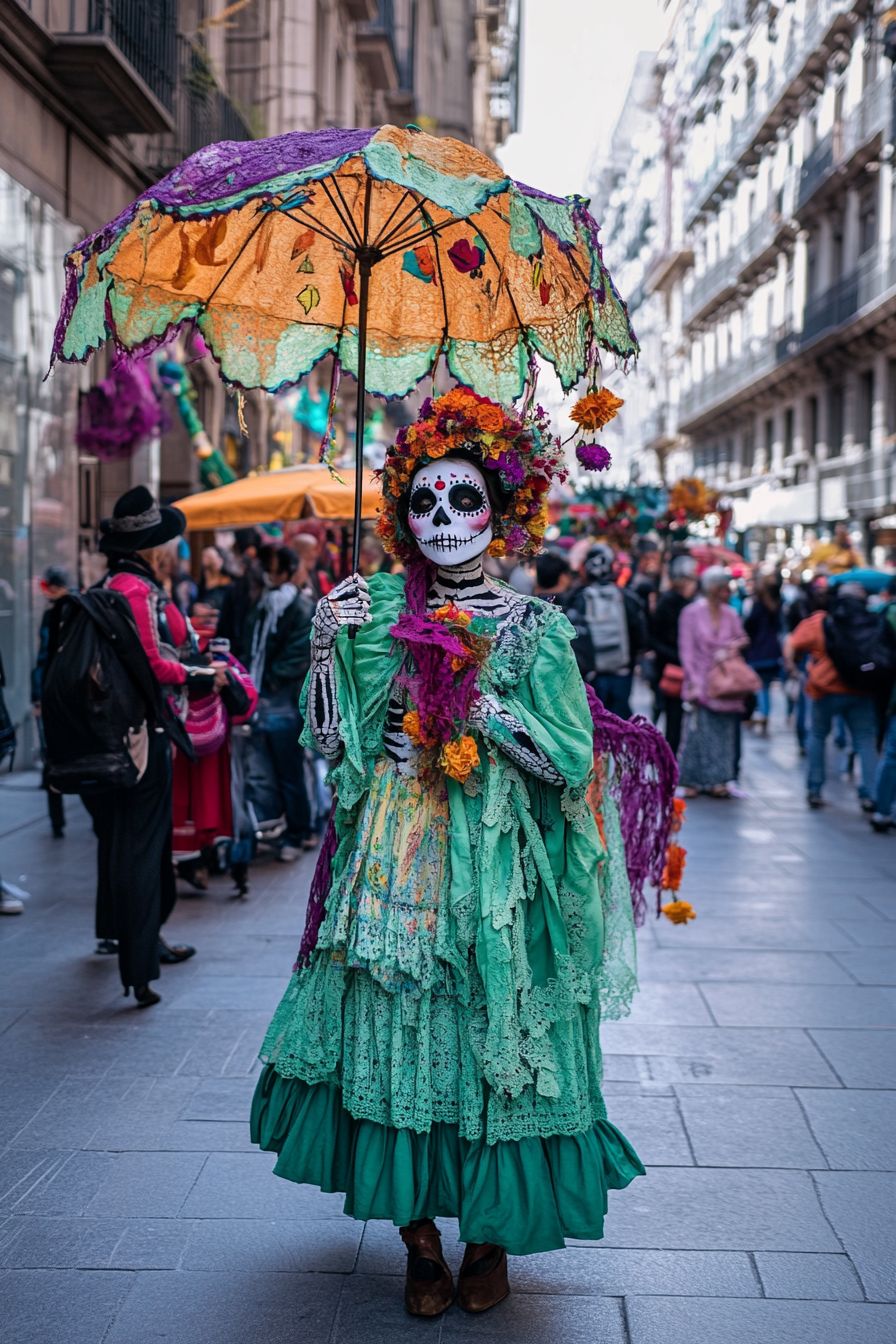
[566,543,648,719]
[870,592,896,831]
[649,554,698,756]
[628,539,662,613]
[217,528,261,662]
[808,522,864,575]
[784,581,878,810]
[744,571,784,736]
[31,565,73,837]
[534,552,572,602]
[677,566,750,798]
[194,545,233,618]
[247,544,315,860]
[83,487,226,1006]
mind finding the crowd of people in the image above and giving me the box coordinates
[491,532,896,820]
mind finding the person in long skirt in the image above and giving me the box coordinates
[250,393,644,1314]
[677,566,749,798]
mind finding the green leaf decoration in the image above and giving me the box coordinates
[298,255,315,273]
[297,285,320,313]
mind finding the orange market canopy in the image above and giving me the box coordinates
[174,465,382,529]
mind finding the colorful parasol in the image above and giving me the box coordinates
[51,124,637,566]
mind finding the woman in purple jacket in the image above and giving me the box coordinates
[677,567,749,798]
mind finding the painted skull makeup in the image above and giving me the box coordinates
[407,457,493,564]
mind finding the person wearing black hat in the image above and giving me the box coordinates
[82,486,227,1006]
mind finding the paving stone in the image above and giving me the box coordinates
[625,1296,896,1344]
[509,1246,758,1297]
[0,1073,66,1147]
[831,949,896,985]
[4,1150,117,1216]
[159,1120,256,1151]
[179,1152,350,1220]
[598,1096,693,1166]
[594,1168,840,1252]
[652,917,857,952]
[674,1085,826,1167]
[0,1268,135,1344]
[634,948,855,984]
[163,976,287,1012]
[808,1030,896,1088]
[86,1152,208,1218]
[83,1077,201,1150]
[621,982,714,1026]
[331,1273,444,1342]
[440,1291,627,1343]
[181,1078,259,1121]
[754,1251,864,1300]
[813,1172,896,1301]
[104,1269,343,1344]
[699,982,896,1028]
[597,1025,841,1087]
[184,1217,361,1271]
[0,1215,124,1268]
[796,1088,896,1170]
[834,920,896,947]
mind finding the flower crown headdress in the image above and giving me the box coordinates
[376,388,568,560]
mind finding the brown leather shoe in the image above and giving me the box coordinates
[456,1242,509,1313]
[399,1220,454,1316]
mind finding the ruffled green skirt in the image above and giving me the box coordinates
[250,1067,644,1256]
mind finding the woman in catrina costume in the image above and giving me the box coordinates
[250,389,645,1315]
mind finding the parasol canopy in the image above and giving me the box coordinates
[174,465,381,529]
[51,124,637,404]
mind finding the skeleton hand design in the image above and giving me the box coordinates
[312,574,372,645]
[469,692,564,785]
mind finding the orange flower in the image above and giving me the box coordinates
[661,843,687,892]
[669,797,687,833]
[403,710,422,745]
[487,538,507,557]
[569,389,624,433]
[474,403,506,434]
[661,900,696,925]
[442,734,480,784]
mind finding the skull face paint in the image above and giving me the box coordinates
[407,457,493,564]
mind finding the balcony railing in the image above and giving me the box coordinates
[683,191,796,328]
[683,0,856,226]
[798,74,890,211]
[356,0,401,91]
[143,36,252,179]
[678,331,784,425]
[42,0,177,133]
[787,239,896,351]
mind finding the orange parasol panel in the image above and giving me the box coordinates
[174,465,381,528]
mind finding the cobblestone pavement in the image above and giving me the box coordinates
[1,694,894,1343]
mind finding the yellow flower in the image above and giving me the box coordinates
[487,538,507,557]
[661,900,696,925]
[569,389,624,433]
[442,735,480,784]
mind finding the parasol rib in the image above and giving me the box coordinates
[371,189,414,248]
[320,176,363,248]
[278,205,354,250]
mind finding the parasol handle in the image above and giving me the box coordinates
[349,177,374,639]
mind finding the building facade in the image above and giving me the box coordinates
[592,0,896,564]
[1,0,518,760]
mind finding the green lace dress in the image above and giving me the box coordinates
[250,573,643,1255]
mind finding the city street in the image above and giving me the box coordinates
[0,699,894,1344]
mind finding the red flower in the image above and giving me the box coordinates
[447,238,484,274]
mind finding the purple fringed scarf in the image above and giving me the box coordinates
[295,808,339,969]
[585,684,678,925]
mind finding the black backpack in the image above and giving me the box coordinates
[823,595,896,694]
[42,590,155,793]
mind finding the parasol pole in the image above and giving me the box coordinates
[352,175,374,578]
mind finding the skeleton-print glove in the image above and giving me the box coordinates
[312,574,372,645]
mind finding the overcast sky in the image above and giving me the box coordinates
[498,0,672,199]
